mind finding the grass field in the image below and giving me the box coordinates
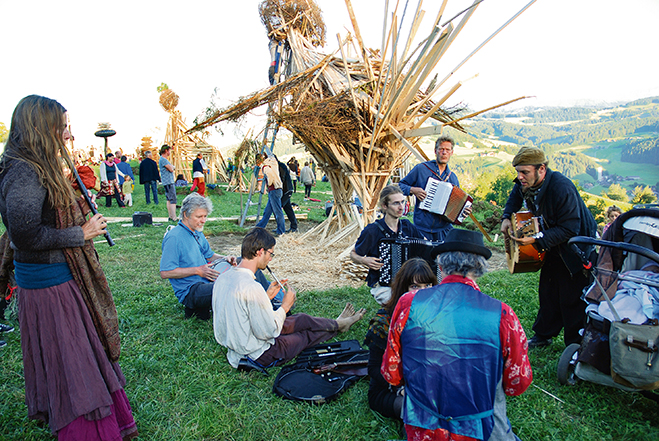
[1,185,658,440]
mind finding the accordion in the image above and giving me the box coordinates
[378,237,442,286]
[419,178,472,224]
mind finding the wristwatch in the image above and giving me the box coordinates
[531,232,544,240]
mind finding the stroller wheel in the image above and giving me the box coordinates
[557,343,581,386]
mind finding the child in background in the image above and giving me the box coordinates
[602,205,623,235]
[123,175,134,207]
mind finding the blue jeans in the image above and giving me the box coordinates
[144,181,158,204]
[256,188,285,235]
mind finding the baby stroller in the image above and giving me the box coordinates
[557,208,659,402]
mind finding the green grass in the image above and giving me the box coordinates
[1,187,658,440]
[582,140,659,195]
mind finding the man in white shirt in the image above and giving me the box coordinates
[212,227,365,369]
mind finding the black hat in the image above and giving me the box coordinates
[431,229,491,260]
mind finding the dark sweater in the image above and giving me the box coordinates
[0,160,84,264]
[502,168,597,275]
[139,157,160,184]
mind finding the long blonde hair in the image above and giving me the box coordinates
[1,95,76,208]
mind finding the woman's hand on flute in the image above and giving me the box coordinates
[82,213,108,240]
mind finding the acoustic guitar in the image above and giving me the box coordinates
[505,211,545,274]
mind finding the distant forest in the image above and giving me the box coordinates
[450,97,659,178]
[621,137,659,165]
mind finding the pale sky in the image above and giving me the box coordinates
[1,0,658,155]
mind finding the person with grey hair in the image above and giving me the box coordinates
[382,228,532,441]
[160,194,280,320]
[399,135,469,241]
[160,193,237,319]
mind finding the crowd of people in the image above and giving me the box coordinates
[1,94,610,440]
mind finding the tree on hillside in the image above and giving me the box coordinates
[602,183,628,202]
[0,122,8,143]
[630,185,657,205]
[485,167,516,206]
[588,198,608,225]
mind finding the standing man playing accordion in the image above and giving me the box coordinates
[500,147,597,349]
[399,135,462,241]
[351,185,425,305]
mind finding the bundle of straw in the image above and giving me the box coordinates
[259,0,325,47]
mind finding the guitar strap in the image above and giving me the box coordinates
[423,162,452,182]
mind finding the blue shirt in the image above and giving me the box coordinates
[117,161,134,185]
[160,222,215,302]
[159,156,175,185]
[399,160,460,240]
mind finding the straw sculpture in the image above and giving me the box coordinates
[227,133,259,192]
[189,0,533,244]
[159,87,229,183]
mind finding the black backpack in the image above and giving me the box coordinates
[277,160,292,196]
[272,340,369,404]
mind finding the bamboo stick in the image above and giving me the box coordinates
[442,96,530,126]
[435,0,538,92]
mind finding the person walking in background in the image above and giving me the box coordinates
[139,150,160,204]
[190,152,208,197]
[0,95,138,440]
[116,155,134,186]
[287,157,299,193]
[122,175,134,207]
[98,152,125,208]
[300,161,315,199]
[159,145,177,222]
[255,153,286,236]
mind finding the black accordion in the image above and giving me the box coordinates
[378,237,442,286]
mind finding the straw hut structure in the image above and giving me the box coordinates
[189,0,532,244]
[159,88,229,184]
[227,133,259,193]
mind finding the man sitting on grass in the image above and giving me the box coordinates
[160,194,280,320]
[213,227,366,369]
[160,193,237,320]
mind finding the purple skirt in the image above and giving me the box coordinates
[18,279,137,440]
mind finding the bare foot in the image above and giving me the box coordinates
[336,307,366,333]
[336,303,355,320]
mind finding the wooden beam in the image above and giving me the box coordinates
[400,125,443,138]
[389,125,428,162]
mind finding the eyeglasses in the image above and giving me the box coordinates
[437,148,453,153]
[266,249,275,258]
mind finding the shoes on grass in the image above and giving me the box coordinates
[527,335,552,349]
[0,323,14,333]
[0,340,6,348]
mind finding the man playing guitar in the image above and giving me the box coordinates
[501,147,597,349]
